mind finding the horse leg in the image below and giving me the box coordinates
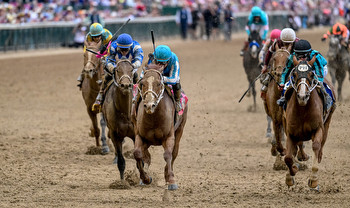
[308,128,323,190]
[284,136,298,187]
[87,107,100,146]
[100,113,109,154]
[336,72,344,101]
[134,135,152,185]
[297,142,309,161]
[266,115,273,140]
[163,134,177,190]
[110,131,125,180]
[273,121,285,156]
[252,83,257,111]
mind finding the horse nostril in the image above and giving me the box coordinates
[144,104,147,108]
[121,84,125,88]
[152,104,156,108]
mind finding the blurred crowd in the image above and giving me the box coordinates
[0,0,349,27]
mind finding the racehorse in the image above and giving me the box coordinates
[81,40,109,154]
[283,56,336,189]
[132,64,188,190]
[326,35,349,101]
[263,45,291,161]
[101,59,136,180]
[243,30,263,111]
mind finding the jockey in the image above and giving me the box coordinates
[240,6,269,56]
[276,39,332,110]
[143,45,182,121]
[92,33,144,112]
[258,29,281,66]
[321,21,349,48]
[77,23,112,88]
[260,28,298,100]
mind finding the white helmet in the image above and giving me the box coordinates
[280,28,296,43]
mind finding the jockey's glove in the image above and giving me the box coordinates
[107,63,114,72]
[148,53,154,61]
[100,45,107,54]
[321,37,326,42]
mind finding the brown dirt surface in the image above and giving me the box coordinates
[1,28,350,207]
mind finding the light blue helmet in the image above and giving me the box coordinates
[117,33,133,48]
[89,23,103,37]
[251,6,262,17]
[154,45,172,62]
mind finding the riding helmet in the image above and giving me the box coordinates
[116,33,133,48]
[89,23,104,37]
[251,6,262,17]
[294,39,312,53]
[154,45,172,62]
[280,28,296,43]
[270,29,281,41]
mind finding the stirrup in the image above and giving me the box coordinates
[92,101,102,113]
[240,50,244,56]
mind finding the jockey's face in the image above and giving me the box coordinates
[155,60,169,67]
[296,52,308,60]
[253,16,261,23]
[92,35,102,42]
[118,47,130,56]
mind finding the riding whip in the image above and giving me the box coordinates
[110,18,131,43]
[238,72,263,103]
[151,30,156,52]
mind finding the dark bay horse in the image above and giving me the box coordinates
[326,35,349,101]
[81,40,109,154]
[283,56,336,189]
[243,30,263,111]
[263,46,291,166]
[132,64,188,190]
[102,59,136,180]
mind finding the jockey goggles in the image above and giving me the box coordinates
[295,52,309,59]
[117,47,131,53]
[155,59,169,65]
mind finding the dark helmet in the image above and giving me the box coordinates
[294,39,312,53]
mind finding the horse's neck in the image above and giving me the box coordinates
[112,86,133,114]
[143,94,173,120]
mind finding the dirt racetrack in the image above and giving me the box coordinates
[1,28,350,208]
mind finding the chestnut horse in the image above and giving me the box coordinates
[283,56,336,189]
[263,46,291,168]
[132,64,188,190]
[81,40,109,154]
[102,59,136,180]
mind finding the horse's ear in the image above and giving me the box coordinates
[308,55,317,66]
[275,43,280,51]
[84,39,89,47]
[293,55,300,66]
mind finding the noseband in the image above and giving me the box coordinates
[138,69,165,107]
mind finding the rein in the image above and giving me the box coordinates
[138,69,165,107]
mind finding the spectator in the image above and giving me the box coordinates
[223,3,234,41]
[175,2,192,40]
[202,4,214,41]
[189,3,200,40]
[211,3,221,40]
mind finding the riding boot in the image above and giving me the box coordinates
[77,72,84,89]
[133,72,139,84]
[260,73,271,101]
[173,83,182,123]
[240,41,249,56]
[92,73,111,113]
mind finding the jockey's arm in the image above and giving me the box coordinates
[163,61,180,85]
[280,57,293,85]
[131,43,144,70]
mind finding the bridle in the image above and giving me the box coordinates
[138,69,165,108]
[290,62,318,95]
[112,59,134,87]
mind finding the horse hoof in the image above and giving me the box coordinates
[271,147,278,156]
[266,132,273,139]
[168,184,178,190]
[309,185,320,192]
[101,146,110,155]
[286,173,295,187]
[139,177,152,185]
[113,157,118,164]
[308,178,318,189]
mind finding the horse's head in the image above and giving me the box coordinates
[83,40,101,78]
[113,59,134,93]
[270,44,292,82]
[139,64,165,114]
[327,35,341,61]
[290,55,318,106]
[248,30,262,59]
